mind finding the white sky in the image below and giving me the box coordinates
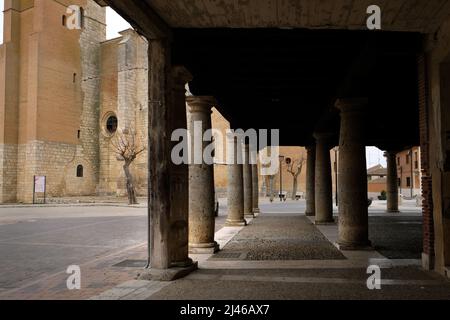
[367,147,386,168]
[106,7,132,39]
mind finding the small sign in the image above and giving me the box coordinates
[34,176,46,193]
[33,176,47,204]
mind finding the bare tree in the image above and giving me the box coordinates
[111,130,146,205]
[286,155,306,200]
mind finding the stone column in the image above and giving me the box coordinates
[252,164,261,216]
[243,144,254,218]
[314,134,334,224]
[168,66,195,267]
[226,133,247,226]
[385,150,400,213]
[336,98,371,250]
[187,96,220,254]
[305,145,316,217]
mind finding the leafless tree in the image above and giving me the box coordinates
[111,130,146,205]
[286,155,306,200]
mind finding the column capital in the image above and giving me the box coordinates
[335,98,368,112]
[186,96,217,114]
[172,66,193,88]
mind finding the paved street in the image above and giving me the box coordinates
[0,202,228,299]
[0,199,448,300]
[0,206,148,299]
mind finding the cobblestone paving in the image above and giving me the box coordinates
[211,216,346,261]
[369,216,422,259]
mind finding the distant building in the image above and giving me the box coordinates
[397,147,422,198]
[367,164,387,198]
[0,0,232,203]
[261,147,309,199]
[367,164,387,180]
[366,147,422,200]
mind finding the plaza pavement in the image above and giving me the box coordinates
[0,199,449,300]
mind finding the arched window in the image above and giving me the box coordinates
[62,15,67,27]
[106,115,118,135]
[76,165,84,178]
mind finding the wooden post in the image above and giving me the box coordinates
[143,41,198,280]
[148,39,171,270]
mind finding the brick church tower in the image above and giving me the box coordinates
[0,0,106,203]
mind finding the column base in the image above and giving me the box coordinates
[387,209,400,213]
[337,240,373,251]
[137,261,198,282]
[245,213,255,219]
[315,219,335,225]
[189,242,220,254]
[225,219,247,227]
[171,258,195,268]
[305,211,315,217]
[422,252,434,271]
[253,208,260,217]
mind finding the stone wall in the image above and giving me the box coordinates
[15,140,98,203]
[78,0,106,195]
[99,30,148,196]
[117,30,149,196]
[0,144,18,203]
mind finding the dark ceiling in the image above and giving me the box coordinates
[172,28,423,149]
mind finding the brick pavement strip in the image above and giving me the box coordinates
[0,242,148,300]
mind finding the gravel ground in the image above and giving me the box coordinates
[369,216,423,259]
[211,216,346,261]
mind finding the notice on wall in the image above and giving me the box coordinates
[34,176,46,193]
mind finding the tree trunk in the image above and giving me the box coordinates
[123,163,138,205]
[292,175,299,200]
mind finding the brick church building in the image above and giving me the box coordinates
[0,0,149,203]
